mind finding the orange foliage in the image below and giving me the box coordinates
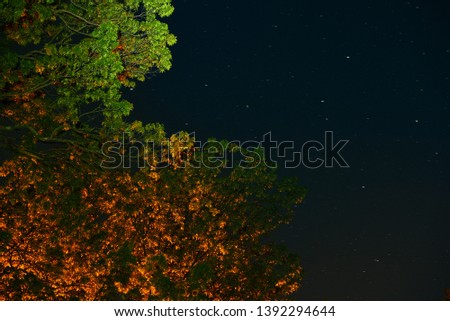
[0,154,303,300]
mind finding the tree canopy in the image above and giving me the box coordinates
[0,0,305,300]
[1,0,175,158]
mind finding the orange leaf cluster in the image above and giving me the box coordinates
[1,155,303,300]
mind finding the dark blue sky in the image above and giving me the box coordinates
[126,0,450,300]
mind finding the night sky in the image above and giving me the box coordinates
[125,0,450,300]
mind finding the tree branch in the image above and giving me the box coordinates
[54,9,99,27]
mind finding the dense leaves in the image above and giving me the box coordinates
[1,0,176,156]
[1,152,304,300]
[1,0,305,300]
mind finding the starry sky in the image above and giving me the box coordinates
[126,0,450,300]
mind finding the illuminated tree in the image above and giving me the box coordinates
[0,0,305,300]
[0,150,304,300]
[1,0,175,158]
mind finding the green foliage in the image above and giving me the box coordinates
[1,0,176,154]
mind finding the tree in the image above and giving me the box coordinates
[1,0,176,159]
[1,0,305,300]
[1,150,304,300]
